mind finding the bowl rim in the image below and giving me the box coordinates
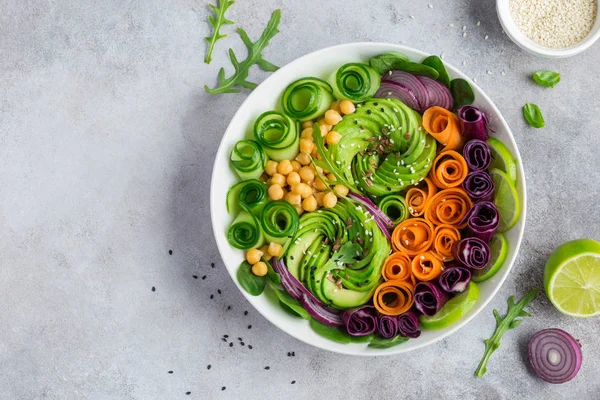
[210,42,527,356]
[496,0,600,58]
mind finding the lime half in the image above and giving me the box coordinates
[472,233,508,282]
[420,282,480,329]
[544,239,600,318]
[489,168,520,232]
[487,137,517,184]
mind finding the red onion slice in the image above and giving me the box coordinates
[528,329,582,384]
[382,71,430,111]
[416,76,453,110]
[374,81,421,111]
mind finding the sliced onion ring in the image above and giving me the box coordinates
[528,328,582,384]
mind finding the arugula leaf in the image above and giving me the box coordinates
[205,9,281,94]
[320,241,362,275]
[532,71,560,88]
[311,124,359,192]
[474,289,538,377]
[523,103,545,128]
[236,261,266,296]
[368,335,409,349]
[204,0,235,64]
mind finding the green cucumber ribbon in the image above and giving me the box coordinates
[330,63,381,102]
[227,209,264,250]
[259,200,299,246]
[253,111,300,161]
[226,179,268,216]
[230,140,266,180]
[280,77,334,121]
[377,194,409,226]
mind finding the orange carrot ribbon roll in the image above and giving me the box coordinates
[406,177,438,217]
[422,106,465,152]
[429,150,469,189]
[432,224,461,262]
[391,218,435,256]
[373,280,415,316]
[411,251,444,281]
[424,188,473,228]
[382,252,415,285]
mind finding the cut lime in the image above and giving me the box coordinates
[472,233,508,282]
[487,138,517,184]
[419,282,480,329]
[544,239,600,318]
[489,168,520,232]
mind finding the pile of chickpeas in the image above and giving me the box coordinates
[250,99,357,277]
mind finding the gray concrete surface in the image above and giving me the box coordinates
[1,0,599,399]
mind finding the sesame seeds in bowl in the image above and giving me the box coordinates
[497,0,600,57]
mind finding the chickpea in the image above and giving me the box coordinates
[298,166,315,182]
[277,160,293,175]
[314,191,326,207]
[324,109,343,126]
[295,152,311,166]
[291,183,311,197]
[260,245,273,261]
[287,172,301,186]
[326,130,342,145]
[319,124,331,136]
[330,100,342,114]
[271,173,286,187]
[313,177,329,191]
[268,242,283,258]
[302,195,318,212]
[315,166,324,175]
[291,160,301,172]
[284,192,302,205]
[246,248,263,265]
[251,261,268,277]
[301,127,314,140]
[265,160,278,176]
[299,139,314,154]
[293,205,304,215]
[301,120,314,129]
[327,173,337,182]
[334,184,349,198]
[268,184,284,200]
[323,191,338,208]
[310,147,319,159]
[339,100,356,115]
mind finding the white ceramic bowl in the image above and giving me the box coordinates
[210,43,527,356]
[497,0,600,58]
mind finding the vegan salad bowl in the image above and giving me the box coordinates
[210,42,526,355]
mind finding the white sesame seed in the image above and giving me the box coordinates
[477,20,481,26]
[428,4,433,8]
[440,53,445,59]
[487,70,493,75]
[484,34,489,40]
[462,60,466,66]
[463,32,467,37]
[501,71,506,76]
[462,25,467,30]
[449,23,455,27]
[410,15,415,19]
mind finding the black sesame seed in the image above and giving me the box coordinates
[248,325,252,329]
[168,370,173,374]
[229,342,233,347]
[290,256,294,260]
[211,262,215,268]
[367,110,372,115]
[238,337,242,341]
[207,365,211,370]
[292,351,295,356]
[354,120,358,124]
[168,250,173,255]
[217,289,221,295]
[264,366,270,370]
[151,286,156,292]
[380,108,385,113]
[240,342,245,346]
[291,380,296,384]
[287,352,291,356]
[193,275,198,279]
[244,311,248,316]
[223,334,229,338]
[221,387,226,391]
[373,102,379,106]
[248,345,253,349]
[186,392,191,395]
[202,275,206,280]
[221,338,227,342]
[227,306,231,310]
[210,294,214,299]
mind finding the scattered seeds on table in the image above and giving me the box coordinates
[202,275,207,280]
[229,342,233,347]
[485,35,489,40]
[217,289,222,294]
[186,392,191,395]
[244,311,248,316]
[193,275,198,279]
[248,325,252,329]
[463,32,467,37]
[168,370,173,374]
[264,366,270,370]
[428,4,433,8]
[410,15,415,19]
[291,380,296,384]
[207,364,211,370]
[227,305,231,310]
[248,345,253,349]
[151,286,156,292]
[477,20,481,26]
[168,250,173,255]
[222,387,226,391]
[211,263,215,268]
[210,294,214,300]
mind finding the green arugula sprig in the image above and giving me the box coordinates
[204,9,281,94]
[475,289,539,377]
[204,0,235,64]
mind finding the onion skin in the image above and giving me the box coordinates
[342,306,378,336]
[397,311,421,338]
[458,106,489,141]
[528,329,582,384]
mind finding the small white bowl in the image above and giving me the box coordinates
[497,0,600,58]
[211,43,527,355]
